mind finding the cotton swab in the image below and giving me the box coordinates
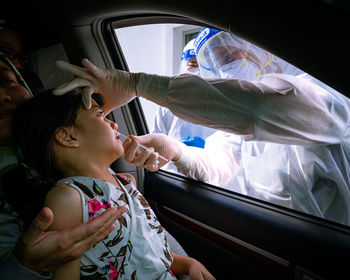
[119,132,169,163]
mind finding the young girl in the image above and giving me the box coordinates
[12,89,215,280]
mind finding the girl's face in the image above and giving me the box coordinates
[73,100,124,160]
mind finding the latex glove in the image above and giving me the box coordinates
[123,133,181,172]
[13,206,126,274]
[53,59,140,112]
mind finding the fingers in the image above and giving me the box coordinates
[202,269,216,280]
[123,135,163,171]
[123,137,138,162]
[131,134,154,146]
[22,207,54,245]
[134,146,155,166]
[197,262,216,280]
[72,206,127,251]
[124,138,156,165]
[82,87,95,110]
[55,60,92,80]
[81,58,105,79]
[143,152,160,171]
[85,206,126,237]
[53,77,93,96]
[52,81,70,95]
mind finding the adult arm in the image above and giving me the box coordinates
[123,132,242,186]
[137,73,350,146]
[175,131,242,186]
[54,59,350,146]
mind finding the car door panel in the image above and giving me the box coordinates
[144,171,350,280]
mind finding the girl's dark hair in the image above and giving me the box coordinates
[8,89,104,227]
[12,88,84,183]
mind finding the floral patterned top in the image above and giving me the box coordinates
[56,174,176,280]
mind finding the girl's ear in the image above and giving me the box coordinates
[55,126,80,148]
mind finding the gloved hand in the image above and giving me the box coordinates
[123,133,182,172]
[53,59,140,112]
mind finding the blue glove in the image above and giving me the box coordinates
[181,136,205,148]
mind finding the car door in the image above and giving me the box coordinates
[91,14,350,280]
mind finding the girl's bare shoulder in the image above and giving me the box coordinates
[44,184,83,230]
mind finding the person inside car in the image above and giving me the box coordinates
[12,88,215,280]
[0,22,190,279]
[52,26,350,226]
[0,22,45,95]
[0,51,127,279]
[0,34,187,279]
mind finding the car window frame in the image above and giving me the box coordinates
[101,13,350,229]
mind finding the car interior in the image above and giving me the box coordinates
[3,0,350,279]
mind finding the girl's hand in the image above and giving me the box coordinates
[171,253,215,280]
[188,258,216,280]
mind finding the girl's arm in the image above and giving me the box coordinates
[118,173,214,279]
[117,173,214,279]
[171,253,215,280]
[43,184,83,280]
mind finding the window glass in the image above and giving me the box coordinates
[115,23,215,175]
[184,32,197,45]
[115,24,203,130]
[114,23,350,228]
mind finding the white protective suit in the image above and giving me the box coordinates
[153,39,217,173]
[137,72,350,226]
[153,39,216,143]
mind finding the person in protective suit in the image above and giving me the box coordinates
[53,27,350,226]
[152,38,217,174]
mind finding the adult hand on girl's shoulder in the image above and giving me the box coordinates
[14,192,126,275]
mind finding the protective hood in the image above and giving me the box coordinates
[178,39,199,75]
[194,27,304,80]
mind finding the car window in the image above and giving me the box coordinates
[115,23,203,130]
[113,22,350,228]
[115,23,219,173]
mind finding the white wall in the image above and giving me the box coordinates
[114,23,202,132]
[115,24,180,131]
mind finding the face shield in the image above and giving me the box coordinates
[194,28,304,80]
[178,39,199,75]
